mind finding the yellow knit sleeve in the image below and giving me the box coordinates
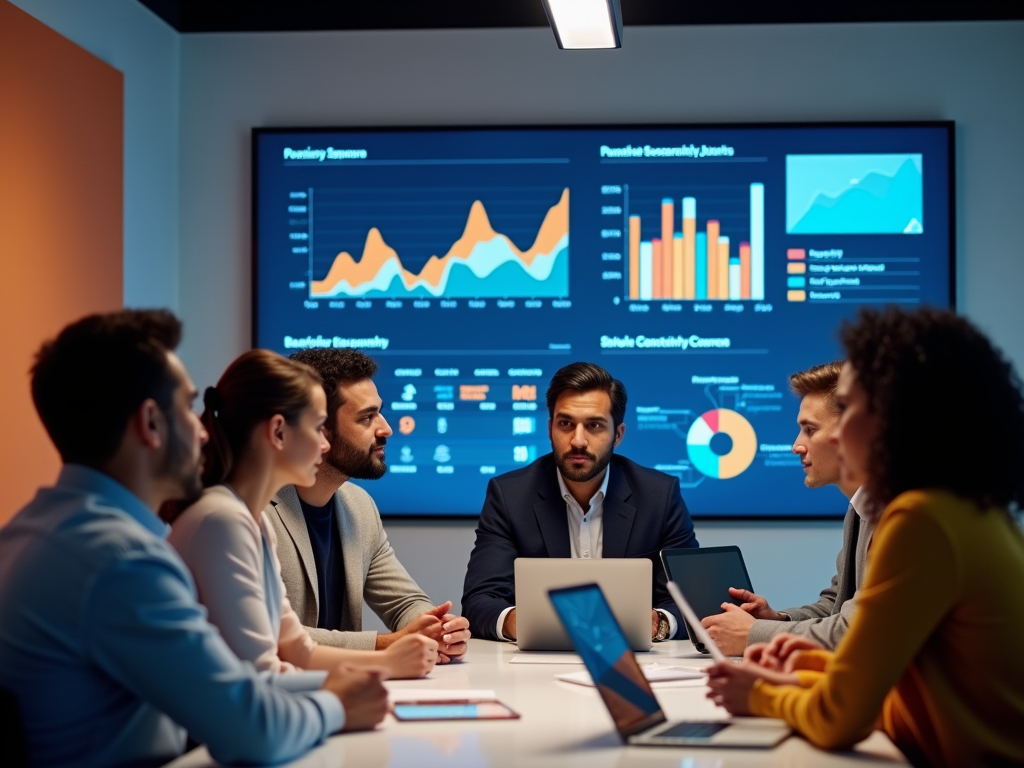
[745,497,961,750]
[790,649,833,673]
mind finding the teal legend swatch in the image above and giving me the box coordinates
[786,154,923,235]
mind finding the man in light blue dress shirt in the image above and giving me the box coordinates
[0,310,388,767]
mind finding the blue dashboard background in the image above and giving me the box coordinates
[253,123,953,518]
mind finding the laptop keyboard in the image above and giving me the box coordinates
[658,722,730,740]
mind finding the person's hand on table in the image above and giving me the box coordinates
[375,602,470,662]
[701,604,756,656]
[748,633,825,673]
[410,602,470,663]
[374,611,440,650]
[436,610,471,663]
[381,634,438,678]
[322,666,389,731]
[743,642,773,668]
[705,662,799,716]
[699,587,788,656]
[502,608,517,641]
[727,587,787,621]
[651,610,660,640]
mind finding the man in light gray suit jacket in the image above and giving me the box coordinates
[265,349,471,661]
[702,361,873,655]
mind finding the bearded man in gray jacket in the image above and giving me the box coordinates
[701,361,873,655]
[264,349,470,662]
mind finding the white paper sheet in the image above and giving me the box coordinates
[555,663,705,688]
[509,652,584,664]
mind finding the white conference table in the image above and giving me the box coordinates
[167,638,907,768]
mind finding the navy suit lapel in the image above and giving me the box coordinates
[533,467,571,558]
[602,463,636,558]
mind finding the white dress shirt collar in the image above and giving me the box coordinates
[849,486,869,520]
[557,466,610,561]
[556,465,610,513]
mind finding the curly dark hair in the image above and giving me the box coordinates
[840,307,1024,511]
[289,348,378,420]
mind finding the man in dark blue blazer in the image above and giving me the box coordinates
[462,362,699,642]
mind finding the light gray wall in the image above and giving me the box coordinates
[176,21,1024,630]
[9,0,181,311]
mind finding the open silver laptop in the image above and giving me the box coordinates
[514,558,652,651]
[549,582,791,748]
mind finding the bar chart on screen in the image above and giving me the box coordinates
[619,183,764,303]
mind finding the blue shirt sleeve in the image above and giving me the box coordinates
[82,552,344,764]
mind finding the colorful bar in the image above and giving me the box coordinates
[717,236,730,300]
[739,241,751,299]
[706,220,720,299]
[672,234,684,299]
[787,290,806,302]
[787,262,807,274]
[628,215,641,300]
[787,248,807,260]
[751,183,765,300]
[652,238,663,299]
[661,199,674,298]
[788,276,807,288]
[682,198,696,299]
[729,257,741,300]
[662,239,674,298]
[695,232,707,300]
[639,241,653,300]
[633,190,768,303]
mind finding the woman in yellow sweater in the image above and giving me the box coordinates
[706,307,1024,767]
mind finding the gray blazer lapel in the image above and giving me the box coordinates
[335,487,367,631]
[602,465,636,559]
[272,485,320,611]
[833,505,859,612]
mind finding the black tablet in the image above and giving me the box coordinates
[660,546,754,654]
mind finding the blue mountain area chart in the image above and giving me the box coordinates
[786,154,924,235]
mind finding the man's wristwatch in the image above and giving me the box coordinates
[654,612,671,642]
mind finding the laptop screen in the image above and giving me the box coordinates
[549,583,666,738]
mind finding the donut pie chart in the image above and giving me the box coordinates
[686,409,758,479]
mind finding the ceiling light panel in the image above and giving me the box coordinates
[543,0,623,49]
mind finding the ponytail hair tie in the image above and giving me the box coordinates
[204,386,223,416]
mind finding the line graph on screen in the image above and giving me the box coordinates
[310,187,569,299]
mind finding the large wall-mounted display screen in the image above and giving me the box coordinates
[253,123,953,518]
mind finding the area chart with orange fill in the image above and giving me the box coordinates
[311,189,569,299]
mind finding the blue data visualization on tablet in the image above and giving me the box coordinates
[253,123,953,518]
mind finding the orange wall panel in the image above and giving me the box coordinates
[0,2,123,524]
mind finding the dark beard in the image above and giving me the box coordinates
[553,444,613,483]
[326,433,387,480]
[162,412,204,505]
